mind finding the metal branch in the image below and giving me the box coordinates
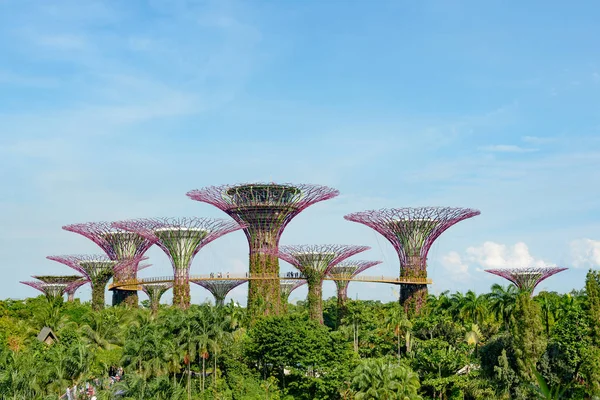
[344,207,480,315]
[191,279,247,306]
[187,182,339,317]
[113,217,244,309]
[485,266,568,294]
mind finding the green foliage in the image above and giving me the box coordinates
[1,280,598,399]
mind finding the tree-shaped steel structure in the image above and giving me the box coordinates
[485,267,568,295]
[20,280,71,300]
[114,217,244,309]
[344,207,480,315]
[46,255,139,310]
[141,283,173,315]
[32,275,87,301]
[280,279,306,306]
[192,279,247,307]
[328,260,382,320]
[273,244,370,323]
[187,183,339,318]
[62,221,157,307]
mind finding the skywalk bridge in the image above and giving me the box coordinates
[109,273,433,291]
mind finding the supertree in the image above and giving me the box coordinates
[62,221,156,307]
[47,254,140,311]
[485,267,568,295]
[187,183,339,317]
[272,244,370,323]
[20,280,70,301]
[141,283,173,315]
[280,279,306,307]
[32,275,88,301]
[328,260,382,322]
[114,217,244,309]
[344,207,480,316]
[191,279,247,306]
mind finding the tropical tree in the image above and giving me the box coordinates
[351,357,421,399]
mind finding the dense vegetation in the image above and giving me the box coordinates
[2,271,600,399]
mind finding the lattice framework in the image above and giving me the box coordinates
[274,244,370,323]
[485,267,568,295]
[63,221,157,307]
[20,281,69,300]
[141,283,173,314]
[329,260,382,300]
[47,254,139,311]
[280,280,306,302]
[192,279,247,306]
[33,275,88,301]
[344,207,480,315]
[114,217,244,309]
[187,183,339,317]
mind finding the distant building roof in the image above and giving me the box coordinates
[37,327,58,344]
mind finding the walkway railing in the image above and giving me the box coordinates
[109,273,432,290]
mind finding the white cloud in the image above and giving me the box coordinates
[521,136,556,145]
[465,241,552,269]
[479,144,538,153]
[570,238,600,268]
[440,251,470,281]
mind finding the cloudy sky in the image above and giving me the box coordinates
[1,0,599,306]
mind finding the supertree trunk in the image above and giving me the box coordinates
[67,291,75,302]
[306,275,325,324]
[248,235,281,317]
[92,277,111,311]
[336,281,349,326]
[173,266,191,309]
[112,289,138,307]
[401,254,428,317]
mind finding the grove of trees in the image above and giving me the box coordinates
[1,270,599,399]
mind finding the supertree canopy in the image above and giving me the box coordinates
[141,283,173,315]
[47,254,140,311]
[187,182,339,318]
[62,222,156,307]
[485,266,568,295]
[273,244,370,323]
[191,279,247,307]
[328,260,382,321]
[114,217,244,309]
[344,207,480,316]
[33,275,87,301]
[280,279,306,304]
[20,280,70,300]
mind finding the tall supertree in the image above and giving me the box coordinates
[280,279,306,308]
[328,260,382,322]
[141,283,173,315]
[32,275,87,301]
[192,279,247,306]
[47,254,140,311]
[485,267,568,295]
[273,244,370,323]
[114,217,244,309]
[62,222,156,307]
[20,280,70,301]
[187,183,339,317]
[344,207,480,316]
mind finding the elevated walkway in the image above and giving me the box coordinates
[109,273,432,290]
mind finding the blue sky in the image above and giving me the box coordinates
[1,0,600,306]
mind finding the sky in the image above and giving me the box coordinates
[1,0,600,306]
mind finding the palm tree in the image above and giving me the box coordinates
[385,305,412,358]
[487,284,517,330]
[460,290,488,325]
